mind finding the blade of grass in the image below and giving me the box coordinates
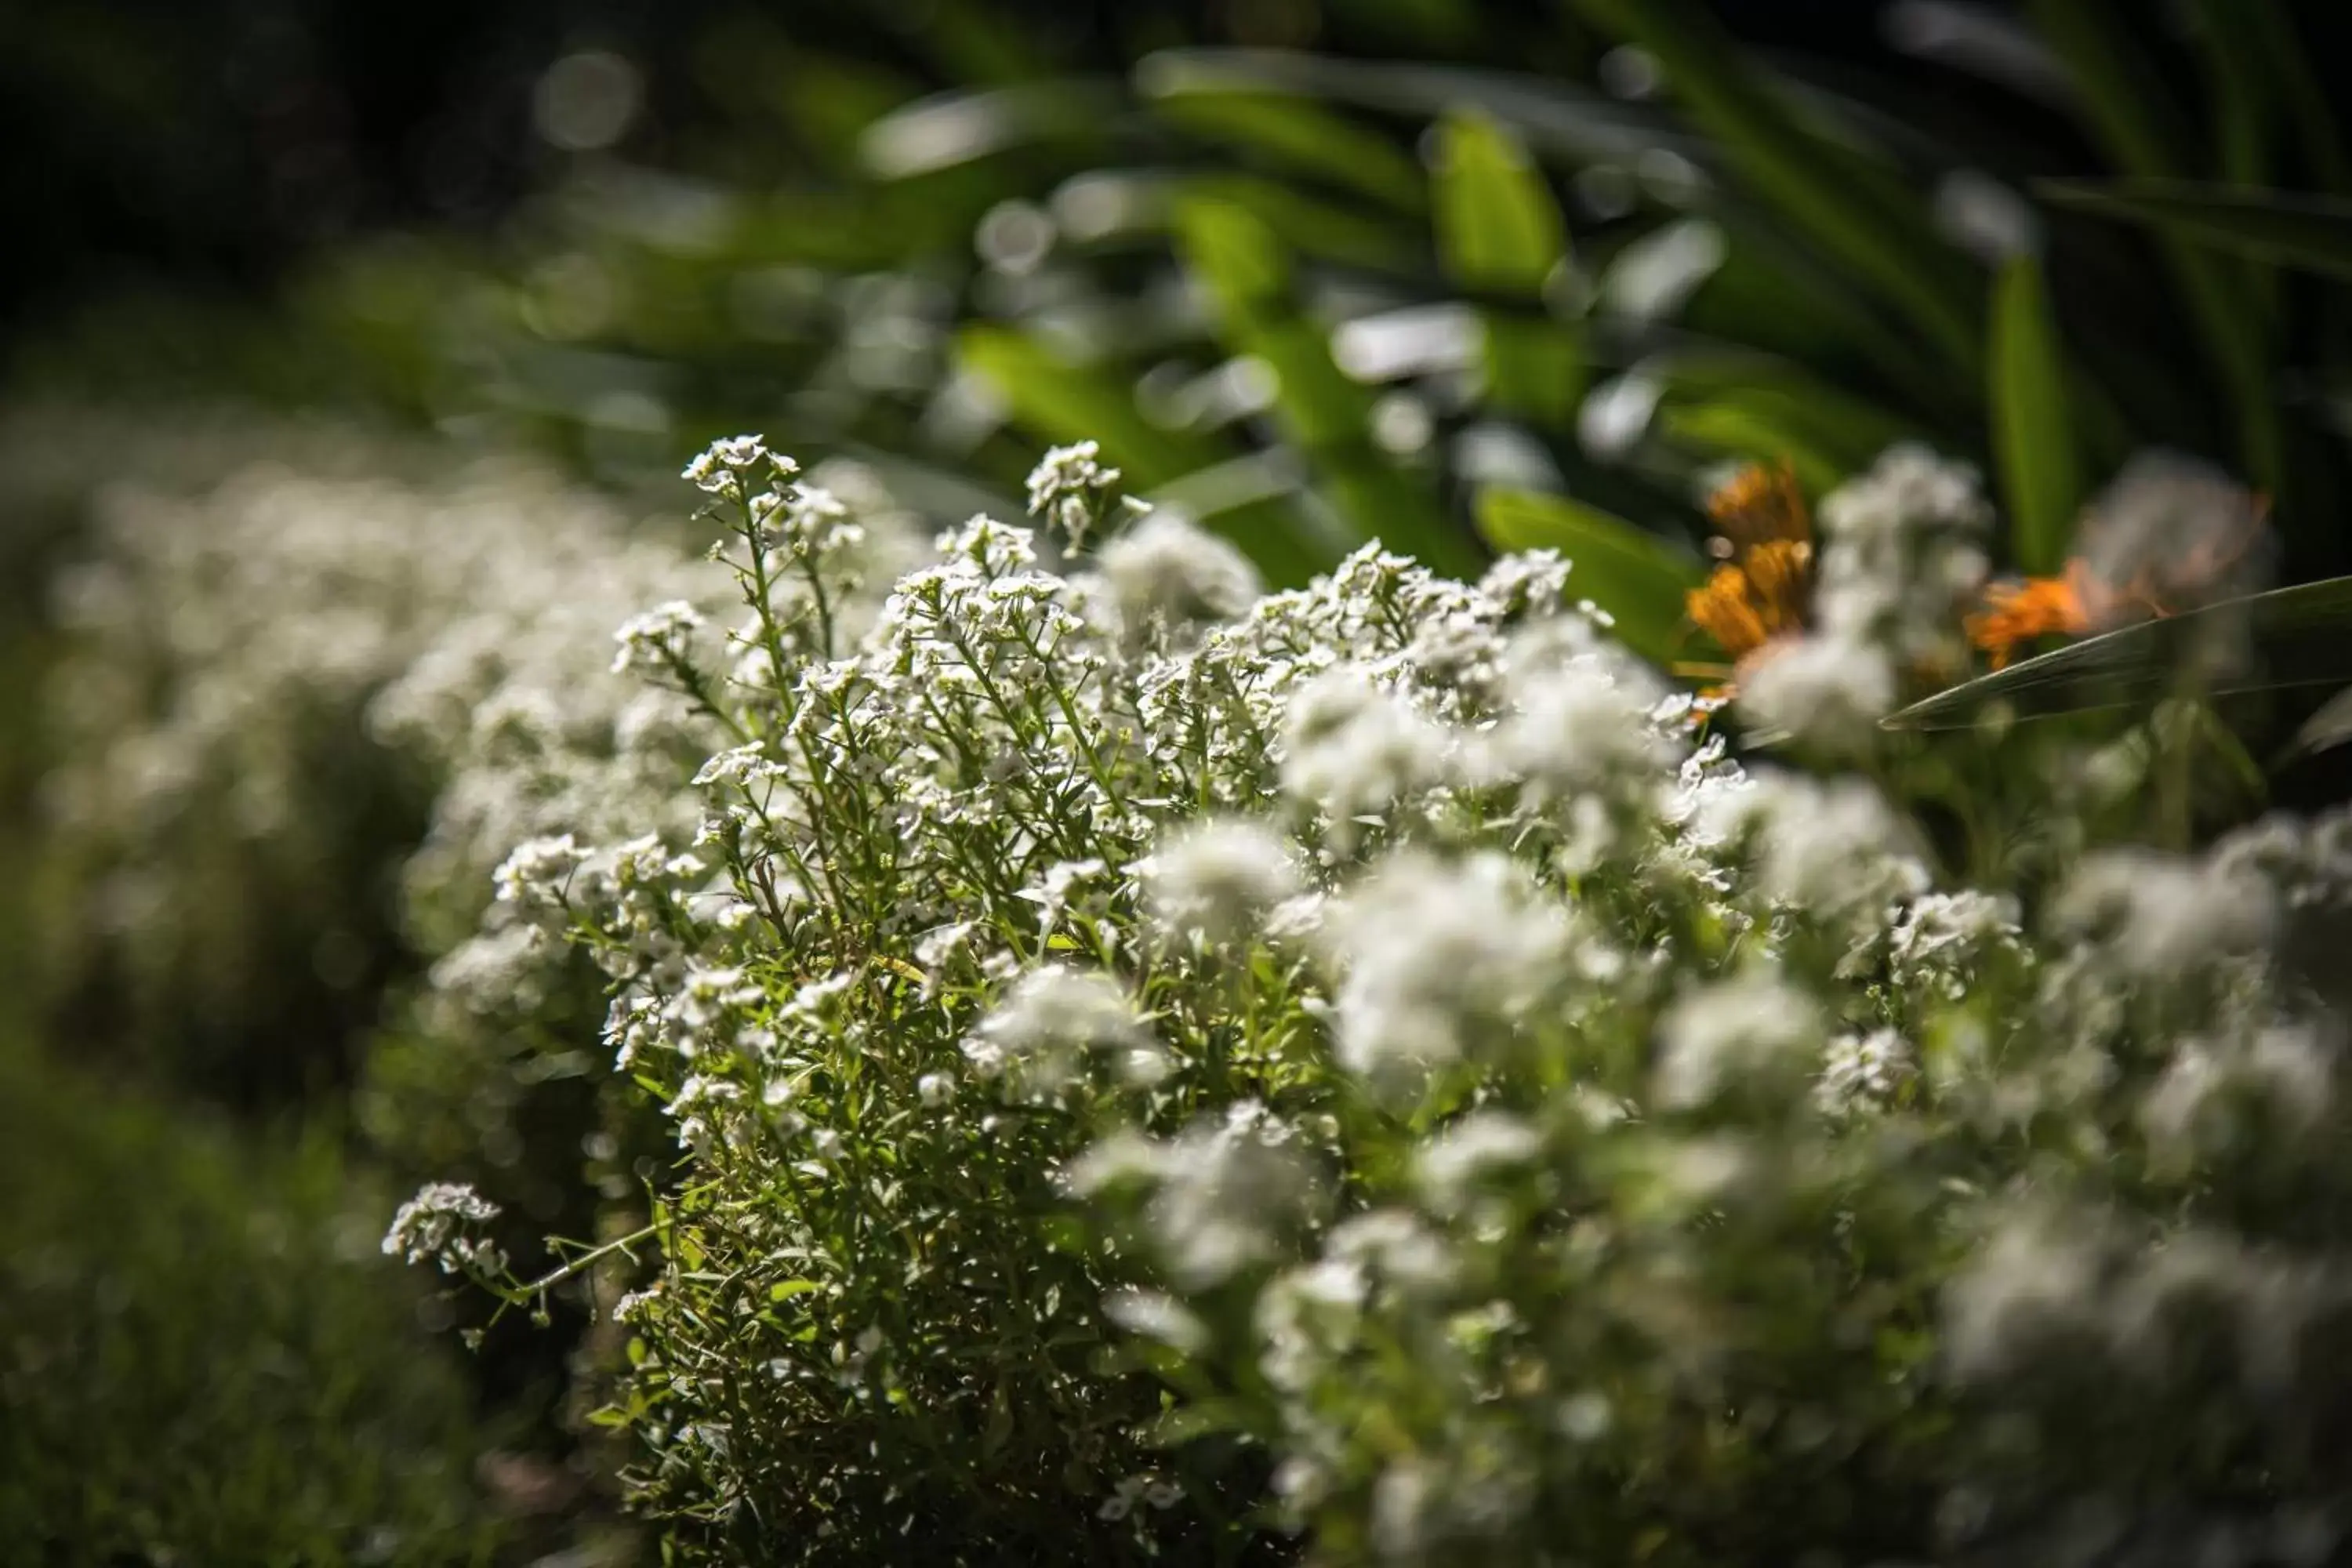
[2182,0,2279,325]
[2292,684,2352,756]
[858,82,1121,179]
[2182,0,2275,187]
[1133,48,1704,169]
[2237,0,2350,194]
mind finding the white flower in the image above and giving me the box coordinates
[1281,667,1454,837]
[1486,624,1679,802]
[1017,858,1108,938]
[682,433,797,497]
[493,833,587,908]
[1093,509,1261,635]
[2076,451,2269,611]
[2210,804,2352,913]
[1809,445,1991,669]
[760,483,865,561]
[1735,634,1896,754]
[967,966,1151,1096]
[612,600,707,677]
[1818,444,1991,543]
[1323,1209,1455,1294]
[1025,439,1123,551]
[1883,890,2022,999]
[913,921,978,988]
[1730,771,1930,924]
[1815,1028,1917,1116]
[1653,968,1823,1110]
[1320,850,1572,1086]
[2055,848,2277,978]
[383,1182,505,1276]
[1370,1458,1440,1562]
[1072,1103,1311,1290]
[2141,1022,2337,1167]
[1417,1112,1544,1214]
[1138,818,1304,944]
[1943,1209,2109,1382]
[1102,1287,1210,1356]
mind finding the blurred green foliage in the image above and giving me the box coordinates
[0,1047,504,1566]
[26,0,2336,626]
[12,1,2352,1559]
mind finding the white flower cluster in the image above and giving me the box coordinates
[681,432,797,501]
[1024,438,1124,551]
[45,448,731,1011]
[380,1181,504,1276]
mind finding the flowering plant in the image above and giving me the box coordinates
[383,434,2352,1566]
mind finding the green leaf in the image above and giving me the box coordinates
[768,1279,823,1302]
[954,325,1215,488]
[1655,401,1844,498]
[1430,111,1583,425]
[1176,192,1291,310]
[1987,253,2081,576]
[1480,320,1584,426]
[2039,178,2352,284]
[1473,487,1703,666]
[1886,575,2352,729]
[1430,111,1566,296]
[1646,356,1927,470]
[1143,81,1428,213]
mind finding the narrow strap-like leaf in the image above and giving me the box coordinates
[2040,178,2352,283]
[1988,253,2081,576]
[1567,0,1980,372]
[1886,575,2352,729]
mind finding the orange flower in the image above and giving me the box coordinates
[1682,462,1814,689]
[1965,561,2099,670]
[1969,467,2273,670]
[1686,543,1813,664]
[1704,458,1811,551]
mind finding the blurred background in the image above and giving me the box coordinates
[8,0,2352,1560]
